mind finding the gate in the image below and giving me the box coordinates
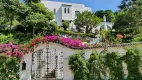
[31,47,63,80]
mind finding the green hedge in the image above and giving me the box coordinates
[57,30,95,37]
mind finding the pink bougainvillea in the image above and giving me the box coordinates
[0,43,25,58]
[44,35,86,48]
[0,35,91,58]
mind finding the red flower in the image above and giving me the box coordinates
[117,34,123,39]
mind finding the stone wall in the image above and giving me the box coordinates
[19,43,142,80]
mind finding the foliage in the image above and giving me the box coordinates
[0,33,14,44]
[0,56,20,80]
[16,3,32,26]
[43,22,58,35]
[69,48,142,80]
[24,2,54,36]
[26,12,48,37]
[125,48,142,79]
[0,30,33,44]
[113,0,142,39]
[62,20,70,30]
[0,0,5,26]
[88,52,105,80]
[103,52,124,80]
[24,0,41,3]
[113,11,139,36]
[69,51,89,80]
[95,10,116,22]
[25,13,48,26]
[28,2,53,20]
[2,0,20,29]
[132,33,142,42]
[57,29,94,37]
[75,11,101,33]
[100,29,121,44]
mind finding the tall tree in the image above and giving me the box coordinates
[2,0,20,29]
[69,52,89,80]
[118,0,136,10]
[75,11,101,33]
[24,0,41,4]
[28,2,53,20]
[95,10,116,22]
[125,48,142,79]
[88,52,106,80]
[25,13,48,38]
[113,0,142,38]
[0,0,5,26]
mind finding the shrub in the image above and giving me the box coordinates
[69,51,89,80]
[57,29,94,38]
[62,20,70,30]
[69,48,142,80]
[0,33,14,44]
[43,22,58,35]
[0,56,20,80]
[132,33,142,42]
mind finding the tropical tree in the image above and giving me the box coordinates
[113,0,142,39]
[124,48,142,79]
[43,22,58,35]
[24,0,41,4]
[20,2,54,36]
[17,3,31,27]
[95,10,116,22]
[103,52,124,80]
[25,13,48,38]
[75,11,101,33]
[28,2,53,20]
[0,0,5,26]
[88,52,106,80]
[1,0,20,29]
[69,51,89,80]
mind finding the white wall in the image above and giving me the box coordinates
[20,43,142,80]
[19,53,32,80]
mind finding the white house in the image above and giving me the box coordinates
[41,0,92,31]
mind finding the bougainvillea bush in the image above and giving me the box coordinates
[0,43,28,58]
[0,35,87,58]
[0,35,105,58]
[45,35,86,48]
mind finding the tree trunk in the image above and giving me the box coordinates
[86,26,91,33]
[10,17,13,30]
[33,25,35,38]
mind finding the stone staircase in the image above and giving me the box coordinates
[42,70,56,80]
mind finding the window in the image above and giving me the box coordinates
[68,8,70,13]
[22,61,26,70]
[75,11,80,16]
[54,8,56,15]
[64,8,66,13]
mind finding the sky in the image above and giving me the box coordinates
[21,0,122,12]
